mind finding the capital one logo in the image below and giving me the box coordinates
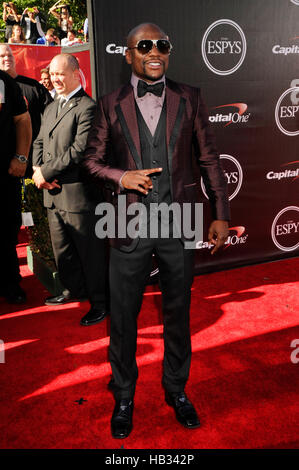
[209,102,250,127]
[196,225,248,250]
[266,160,299,182]
[201,154,243,201]
[271,206,299,252]
[106,43,127,55]
[275,87,299,136]
[201,19,247,75]
[272,35,299,55]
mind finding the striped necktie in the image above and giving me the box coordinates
[57,97,67,116]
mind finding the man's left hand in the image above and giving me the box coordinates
[208,220,229,255]
[8,158,27,178]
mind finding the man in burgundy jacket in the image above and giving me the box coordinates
[83,23,230,439]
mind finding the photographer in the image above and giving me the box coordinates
[49,2,73,40]
[20,6,44,44]
[2,2,20,42]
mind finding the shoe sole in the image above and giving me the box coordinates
[111,432,131,439]
[111,426,132,439]
[80,316,107,326]
[45,299,86,306]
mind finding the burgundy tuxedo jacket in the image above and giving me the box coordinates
[83,78,230,248]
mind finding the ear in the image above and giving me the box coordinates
[73,69,80,81]
[125,47,132,65]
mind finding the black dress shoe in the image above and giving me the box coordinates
[80,307,107,326]
[165,391,200,429]
[45,294,86,306]
[4,284,26,304]
[111,399,134,439]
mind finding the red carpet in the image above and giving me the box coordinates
[0,229,299,449]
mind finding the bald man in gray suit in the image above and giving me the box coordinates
[33,53,108,326]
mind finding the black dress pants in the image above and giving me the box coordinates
[47,207,107,308]
[109,233,195,400]
[0,177,22,290]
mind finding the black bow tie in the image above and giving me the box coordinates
[137,80,164,98]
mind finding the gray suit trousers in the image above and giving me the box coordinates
[47,207,107,307]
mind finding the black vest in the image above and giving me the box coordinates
[135,102,172,207]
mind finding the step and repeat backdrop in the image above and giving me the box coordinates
[89,0,299,274]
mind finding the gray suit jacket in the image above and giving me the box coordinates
[33,88,98,213]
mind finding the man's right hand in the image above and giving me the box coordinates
[32,166,61,190]
[121,168,162,195]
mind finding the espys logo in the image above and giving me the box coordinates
[271,206,299,252]
[201,154,243,201]
[209,102,250,126]
[267,160,299,182]
[275,87,299,136]
[272,35,299,55]
[201,19,247,75]
[196,226,248,250]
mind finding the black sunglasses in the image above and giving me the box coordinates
[128,39,173,55]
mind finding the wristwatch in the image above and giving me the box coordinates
[14,154,28,164]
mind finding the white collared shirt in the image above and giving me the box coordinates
[59,84,82,104]
[131,73,165,136]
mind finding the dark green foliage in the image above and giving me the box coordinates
[22,178,56,270]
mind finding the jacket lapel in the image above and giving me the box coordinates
[46,100,59,133]
[49,98,79,133]
[166,79,186,148]
[48,88,86,134]
[116,84,142,168]
[115,80,186,173]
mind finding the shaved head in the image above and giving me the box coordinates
[49,53,81,96]
[127,23,168,47]
[0,44,16,77]
[50,53,79,72]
